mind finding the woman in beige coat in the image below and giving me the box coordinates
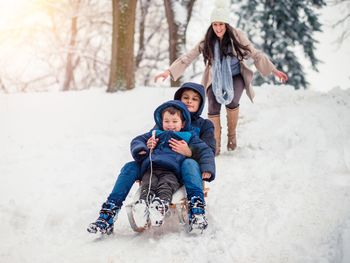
[155,1,288,155]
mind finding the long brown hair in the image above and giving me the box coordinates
[201,24,250,66]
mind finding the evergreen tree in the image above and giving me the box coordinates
[235,0,326,89]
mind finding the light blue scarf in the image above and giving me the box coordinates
[212,41,234,105]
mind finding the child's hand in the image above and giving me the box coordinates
[147,137,159,150]
[202,172,211,180]
[169,138,192,157]
[138,151,147,155]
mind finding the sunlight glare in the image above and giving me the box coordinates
[0,0,38,29]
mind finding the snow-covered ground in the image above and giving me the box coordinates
[1,85,350,263]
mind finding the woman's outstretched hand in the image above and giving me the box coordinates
[169,138,192,157]
[154,70,170,82]
[272,69,288,83]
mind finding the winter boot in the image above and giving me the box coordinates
[188,196,208,233]
[208,114,221,156]
[148,197,169,227]
[133,199,149,228]
[226,107,239,151]
[87,200,120,235]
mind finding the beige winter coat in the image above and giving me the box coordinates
[168,28,276,103]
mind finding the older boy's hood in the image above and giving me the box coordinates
[173,82,206,120]
[153,100,191,131]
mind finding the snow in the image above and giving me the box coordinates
[1,85,350,263]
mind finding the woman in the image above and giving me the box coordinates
[155,0,288,155]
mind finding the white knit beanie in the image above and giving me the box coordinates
[210,0,231,24]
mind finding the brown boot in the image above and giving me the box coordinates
[208,114,221,156]
[226,107,239,151]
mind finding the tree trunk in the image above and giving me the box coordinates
[63,1,80,91]
[107,0,137,92]
[164,0,196,87]
[0,78,8,93]
[135,0,151,68]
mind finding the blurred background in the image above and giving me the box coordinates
[0,0,348,93]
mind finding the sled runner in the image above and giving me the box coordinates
[125,182,209,233]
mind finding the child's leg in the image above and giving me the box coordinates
[107,161,141,207]
[88,161,141,234]
[148,170,179,227]
[133,169,160,228]
[180,159,208,232]
[180,159,205,201]
[139,169,159,202]
[156,170,180,203]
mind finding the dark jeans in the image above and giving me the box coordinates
[106,159,204,207]
[140,168,180,203]
[207,74,245,115]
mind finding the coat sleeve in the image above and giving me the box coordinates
[168,41,203,81]
[235,29,276,77]
[189,135,216,182]
[199,119,216,155]
[130,132,151,162]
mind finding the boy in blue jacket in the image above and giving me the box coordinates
[130,100,215,228]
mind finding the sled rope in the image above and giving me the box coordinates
[146,130,156,205]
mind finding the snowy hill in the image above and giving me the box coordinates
[1,85,350,263]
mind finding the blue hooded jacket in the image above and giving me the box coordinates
[174,82,216,157]
[130,100,215,180]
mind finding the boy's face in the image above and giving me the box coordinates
[180,90,201,113]
[162,111,184,132]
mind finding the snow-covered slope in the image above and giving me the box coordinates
[0,85,349,263]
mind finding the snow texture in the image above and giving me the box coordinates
[1,85,350,263]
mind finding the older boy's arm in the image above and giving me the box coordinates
[199,120,216,155]
[168,138,192,157]
[189,136,216,181]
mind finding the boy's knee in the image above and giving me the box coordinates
[182,159,197,167]
[181,159,199,176]
[120,161,140,177]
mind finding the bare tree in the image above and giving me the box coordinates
[107,0,137,92]
[0,77,8,93]
[163,0,196,87]
[134,0,168,86]
[135,0,151,68]
[0,0,112,92]
[63,0,80,91]
[45,0,112,91]
[330,0,350,44]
